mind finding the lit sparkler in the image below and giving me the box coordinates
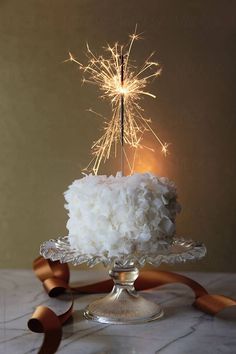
[66,27,169,175]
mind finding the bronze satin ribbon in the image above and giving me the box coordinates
[28,257,236,354]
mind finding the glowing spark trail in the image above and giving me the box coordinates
[66,28,169,175]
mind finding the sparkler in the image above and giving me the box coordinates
[66,27,169,175]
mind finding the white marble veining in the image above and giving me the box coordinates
[0,269,236,354]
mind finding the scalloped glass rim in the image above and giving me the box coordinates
[40,236,206,267]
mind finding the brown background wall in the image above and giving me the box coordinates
[0,0,235,271]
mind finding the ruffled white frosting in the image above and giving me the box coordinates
[64,172,181,256]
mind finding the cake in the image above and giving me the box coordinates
[64,172,181,257]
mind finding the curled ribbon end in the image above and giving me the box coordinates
[28,306,62,354]
[28,318,44,333]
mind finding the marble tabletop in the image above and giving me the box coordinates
[0,269,236,354]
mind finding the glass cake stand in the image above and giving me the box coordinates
[40,236,206,324]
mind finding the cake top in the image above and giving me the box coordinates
[64,172,181,256]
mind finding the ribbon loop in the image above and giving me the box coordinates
[33,257,70,296]
[43,277,68,297]
[137,270,208,298]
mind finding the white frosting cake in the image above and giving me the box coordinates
[64,172,181,256]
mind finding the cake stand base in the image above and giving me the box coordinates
[84,264,164,324]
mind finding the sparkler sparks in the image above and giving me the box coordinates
[66,28,169,175]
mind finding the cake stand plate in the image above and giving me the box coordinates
[40,237,206,324]
[40,236,206,267]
